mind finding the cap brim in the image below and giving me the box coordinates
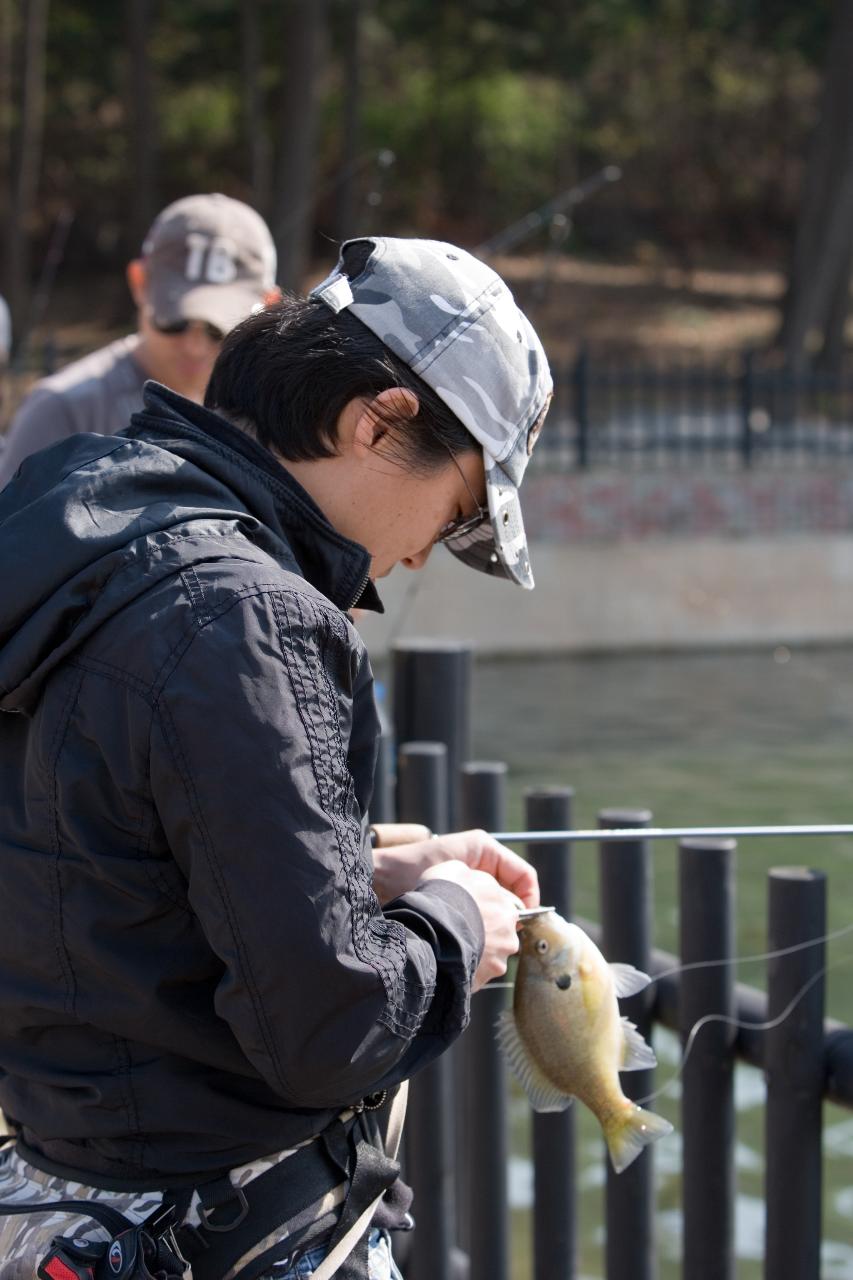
[442,457,534,589]
[147,279,266,335]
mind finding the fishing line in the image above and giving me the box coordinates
[490,919,853,991]
[385,572,425,650]
[488,923,853,1100]
[634,950,851,1108]
[651,918,853,983]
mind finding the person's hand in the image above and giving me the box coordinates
[420,861,522,990]
[371,828,539,908]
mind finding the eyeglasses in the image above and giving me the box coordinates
[435,448,489,545]
[151,318,225,343]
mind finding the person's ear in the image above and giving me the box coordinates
[126,260,147,308]
[263,286,283,306]
[351,387,420,457]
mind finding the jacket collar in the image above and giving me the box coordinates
[126,383,383,613]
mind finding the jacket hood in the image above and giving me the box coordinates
[0,383,379,714]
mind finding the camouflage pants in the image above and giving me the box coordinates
[0,1146,401,1278]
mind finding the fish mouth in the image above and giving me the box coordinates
[516,906,556,922]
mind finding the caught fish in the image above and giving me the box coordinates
[497,910,673,1173]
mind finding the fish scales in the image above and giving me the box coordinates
[496,910,673,1173]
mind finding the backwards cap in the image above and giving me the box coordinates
[310,236,552,589]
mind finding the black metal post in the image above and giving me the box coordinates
[574,348,590,470]
[598,809,656,1280]
[460,763,510,1280]
[679,838,736,1280]
[740,350,755,468]
[764,867,826,1280]
[392,641,473,830]
[525,788,576,1280]
[397,742,454,1280]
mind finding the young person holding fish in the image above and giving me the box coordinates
[0,238,551,1280]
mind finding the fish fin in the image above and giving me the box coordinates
[620,1018,657,1071]
[604,1104,673,1174]
[495,1010,573,1113]
[610,962,652,998]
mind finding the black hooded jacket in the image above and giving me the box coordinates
[0,384,483,1186]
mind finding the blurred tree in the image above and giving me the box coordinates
[335,0,363,241]
[5,0,49,339]
[0,0,840,320]
[778,0,853,370]
[126,0,158,253]
[0,0,12,250]
[240,0,271,218]
[274,0,327,291]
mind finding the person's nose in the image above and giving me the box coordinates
[401,543,433,571]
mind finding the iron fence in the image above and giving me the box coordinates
[536,352,853,471]
[8,342,853,475]
[379,641,853,1280]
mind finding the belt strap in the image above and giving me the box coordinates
[178,1084,407,1280]
[308,1080,408,1280]
[174,1133,343,1280]
[0,1195,133,1238]
[0,1084,409,1280]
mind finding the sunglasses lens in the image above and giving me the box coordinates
[438,510,488,544]
[153,318,224,342]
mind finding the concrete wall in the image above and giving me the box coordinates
[355,472,853,656]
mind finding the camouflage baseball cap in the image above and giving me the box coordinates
[310,236,552,589]
[141,193,277,336]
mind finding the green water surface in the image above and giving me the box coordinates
[463,646,853,1280]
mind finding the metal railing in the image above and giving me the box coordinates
[536,351,853,471]
[378,641,853,1280]
[9,340,853,475]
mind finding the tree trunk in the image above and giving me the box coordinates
[336,0,362,241]
[126,0,158,255]
[273,0,327,293]
[240,0,271,219]
[0,0,13,269]
[5,0,49,342]
[778,0,853,367]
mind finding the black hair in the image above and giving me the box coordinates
[204,295,477,474]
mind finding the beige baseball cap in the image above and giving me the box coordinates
[141,193,277,335]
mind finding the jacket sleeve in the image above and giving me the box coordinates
[149,585,484,1108]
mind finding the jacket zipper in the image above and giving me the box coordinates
[348,567,371,611]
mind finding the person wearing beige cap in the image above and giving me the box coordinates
[0,193,279,490]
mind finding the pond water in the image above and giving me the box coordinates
[411,646,853,1279]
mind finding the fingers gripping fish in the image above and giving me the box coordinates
[496,910,673,1174]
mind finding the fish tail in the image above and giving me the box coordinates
[604,1103,673,1174]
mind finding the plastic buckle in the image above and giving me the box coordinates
[36,1245,96,1280]
[198,1187,249,1233]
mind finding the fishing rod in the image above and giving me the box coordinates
[475,164,622,258]
[492,823,853,844]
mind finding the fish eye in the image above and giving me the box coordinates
[536,939,549,954]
